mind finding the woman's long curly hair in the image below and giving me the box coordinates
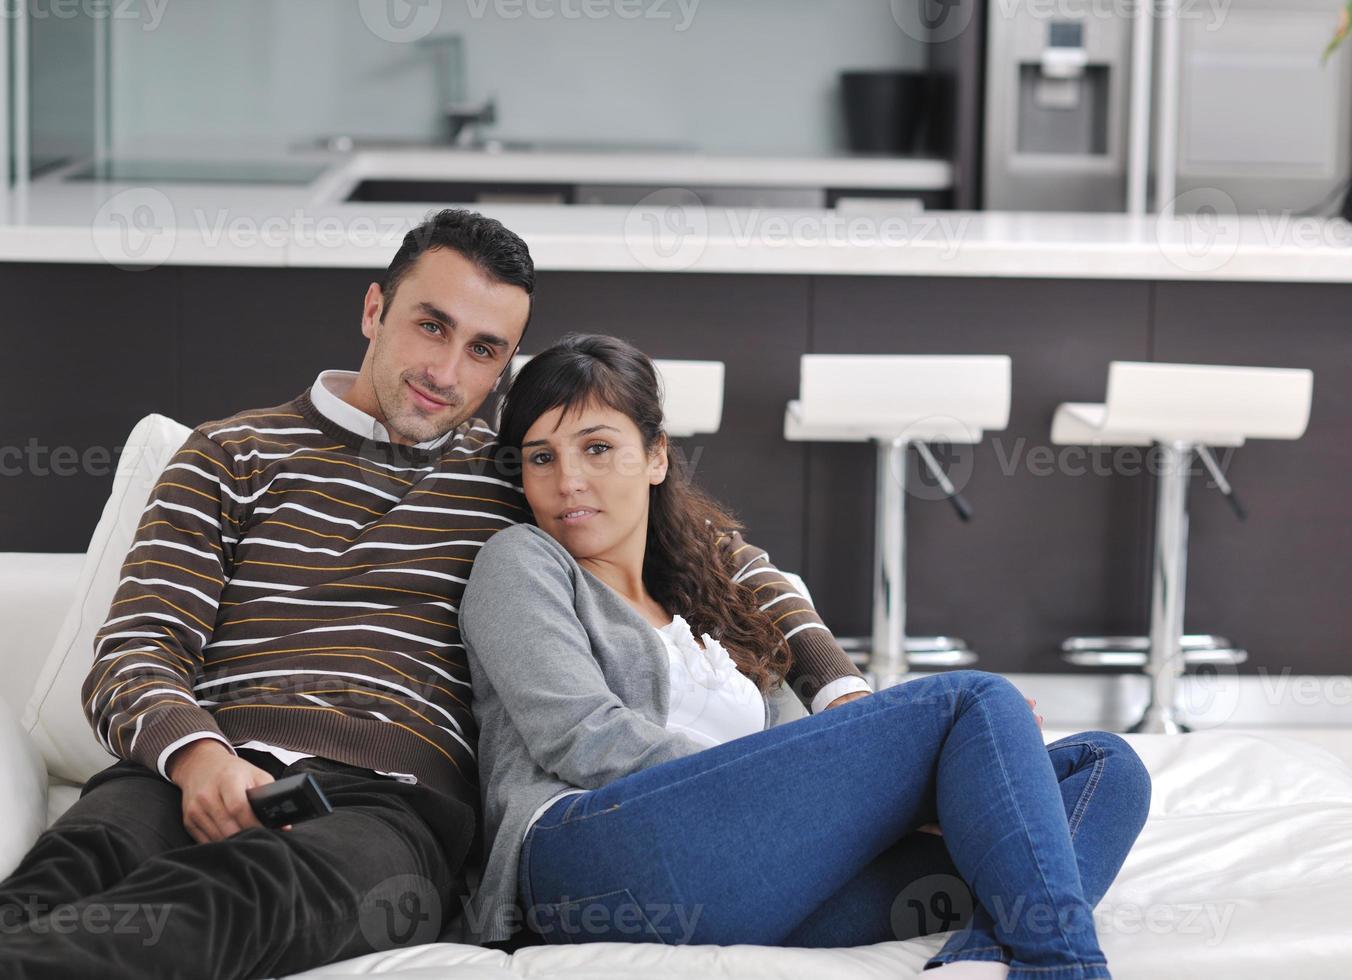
[497,333,793,692]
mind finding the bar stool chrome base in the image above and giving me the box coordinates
[1051,362,1312,736]
[866,438,984,690]
[1128,703,1192,735]
[839,636,979,684]
[784,355,1012,693]
[1060,441,1248,734]
[1061,635,1249,669]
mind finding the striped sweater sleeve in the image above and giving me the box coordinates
[716,529,871,711]
[80,427,240,779]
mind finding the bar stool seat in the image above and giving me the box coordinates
[512,355,725,436]
[1052,361,1313,733]
[785,354,1012,689]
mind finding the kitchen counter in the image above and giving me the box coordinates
[5,152,1349,677]
[2,150,1351,281]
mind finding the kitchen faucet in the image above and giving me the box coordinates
[415,34,497,146]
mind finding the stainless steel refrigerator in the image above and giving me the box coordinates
[983,0,1352,215]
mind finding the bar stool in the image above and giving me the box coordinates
[511,354,725,436]
[785,354,1012,689]
[1052,361,1313,733]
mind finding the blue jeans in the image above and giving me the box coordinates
[516,670,1151,980]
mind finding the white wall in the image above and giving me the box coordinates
[109,0,926,157]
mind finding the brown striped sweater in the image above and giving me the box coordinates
[81,385,868,802]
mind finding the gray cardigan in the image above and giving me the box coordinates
[459,523,799,945]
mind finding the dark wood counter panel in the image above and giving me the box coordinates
[3,264,1346,675]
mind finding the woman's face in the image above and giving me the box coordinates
[519,398,667,564]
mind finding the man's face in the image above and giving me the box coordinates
[358,247,530,445]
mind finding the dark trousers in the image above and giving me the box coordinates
[0,750,476,980]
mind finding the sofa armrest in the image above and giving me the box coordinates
[0,694,50,878]
[0,552,85,717]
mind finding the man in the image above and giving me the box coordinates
[0,209,871,979]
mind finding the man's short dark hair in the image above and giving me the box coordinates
[380,209,536,328]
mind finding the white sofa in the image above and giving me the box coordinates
[2,415,1351,979]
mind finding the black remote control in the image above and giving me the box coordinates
[246,772,333,828]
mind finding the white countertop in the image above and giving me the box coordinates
[3,150,1351,281]
[318,147,957,191]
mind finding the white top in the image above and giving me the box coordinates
[658,615,767,749]
[522,616,769,839]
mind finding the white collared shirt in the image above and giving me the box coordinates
[309,368,455,450]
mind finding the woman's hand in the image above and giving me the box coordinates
[824,691,870,710]
[914,694,1043,838]
[827,692,1041,727]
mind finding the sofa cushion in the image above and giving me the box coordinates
[281,729,1352,980]
[21,414,192,783]
[0,552,85,719]
[0,695,49,880]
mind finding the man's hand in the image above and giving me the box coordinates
[824,690,871,710]
[166,739,276,843]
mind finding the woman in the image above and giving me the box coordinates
[461,334,1151,979]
